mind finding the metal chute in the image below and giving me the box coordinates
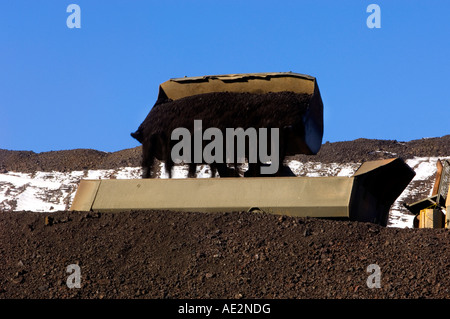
[70,158,415,226]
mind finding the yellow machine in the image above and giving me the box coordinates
[417,208,445,228]
[405,159,450,228]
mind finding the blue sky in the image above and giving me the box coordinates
[1,1,449,152]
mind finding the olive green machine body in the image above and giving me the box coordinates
[70,158,415,226]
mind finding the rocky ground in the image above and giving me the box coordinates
[1,210,449,300]
[1,136,450,300]
[293,135,450,163]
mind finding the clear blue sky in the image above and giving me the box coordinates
[1,1,449,152]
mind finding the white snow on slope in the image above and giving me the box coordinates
[0,168,142,212]
[0,157,447,228]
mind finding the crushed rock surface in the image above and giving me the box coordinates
[0,210,449,299]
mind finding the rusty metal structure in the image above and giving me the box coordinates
[404,159,450,228]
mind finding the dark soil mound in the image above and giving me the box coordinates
[130,91,315,177]
[290,135,450,163]
[1,210,449,299]
[131,91,312,143]
[1,135,450,174]
[0,147,142,173]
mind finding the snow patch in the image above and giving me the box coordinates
[1,157,448,228]
[0,167,144,212]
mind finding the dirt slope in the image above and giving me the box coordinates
[1,210,449,299]
[2,135,450,173]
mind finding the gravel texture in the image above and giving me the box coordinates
[0,210,449,299]
[2,135,450,174]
